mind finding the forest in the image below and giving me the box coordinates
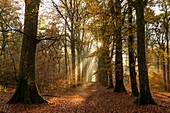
[0,0,170,112]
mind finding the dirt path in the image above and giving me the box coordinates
[0,83,170,113]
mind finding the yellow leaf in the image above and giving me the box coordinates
[6,32,12,36]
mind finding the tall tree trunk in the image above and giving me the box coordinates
[162,53,167,90]
[114,0,126,92]
[103,42,110,87]
[70,0,76,86]
[166,32,170,92]
[134,0,156,105]
[97,38,109,86]
[128,0,139,97]
[7,0,47,104]
[107,40,114,89]
[71,37,76,85]
[75,0,82,85]
[165,16,170,92]
[77,48,81,84]
[76,29,82,84]
[0,22,6,58]
[97,52,107,86]
[107,51,114,89]
[64,33,68,76]
[70,13,76,85]
[103,36,113,89]
[82,59,88,83]
[64,18,68,76]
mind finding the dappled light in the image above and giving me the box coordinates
[0,0,170,112]
[48,95,85,105]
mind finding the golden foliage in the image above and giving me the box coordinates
[148,69,164,88]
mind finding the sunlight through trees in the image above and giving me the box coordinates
[0,0,170,108]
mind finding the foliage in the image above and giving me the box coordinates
[0,85,7,92]
[0,0,170,106]
[0,0,22,87]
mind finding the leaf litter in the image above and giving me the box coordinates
[0,83,170,113]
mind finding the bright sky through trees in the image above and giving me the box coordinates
[0,0,170,111]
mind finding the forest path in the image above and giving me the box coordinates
[0,83,170,113]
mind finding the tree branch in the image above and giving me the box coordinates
[52,0,71,32]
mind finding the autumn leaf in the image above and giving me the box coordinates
[0,83,170,113]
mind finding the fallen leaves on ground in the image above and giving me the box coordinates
[0,83,170,113]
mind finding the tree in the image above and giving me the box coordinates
[52,0,87,85]
[133,0,156,105]
[113,0,126,92]
[7,0,47,104]
[160,0,170,92]
[152,14,167,90]
[127,0,139,97]
[83,0,112,86]
[0,0,22,86]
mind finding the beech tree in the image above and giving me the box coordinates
[113,0,126,92]
[127,0,139,97]
[52,0,88,85]
[7,0,47,104]
[152,14,167,90]
[133,0,156,105]
[160,0,170,92]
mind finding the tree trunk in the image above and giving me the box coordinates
[82,59,88,83]
[107,38,114,89]
[114,0,126,92]
[134,0,156,105]
[105,38,113,89]
[97,38,109,87]
[7,0,47,104]
[77,48,81,84]
[70,5,76,86]
[64,30,68,76]
[76,29,82,85]
[71,37,76,85]
[107,59,114,89]
[97,54,108,86]
[165,19,170,92]
[75,1,82,85]
[162,54,167,90]
[128,0,139,97]
[166,35,170,92]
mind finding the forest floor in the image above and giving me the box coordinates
[0,83,170,113]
